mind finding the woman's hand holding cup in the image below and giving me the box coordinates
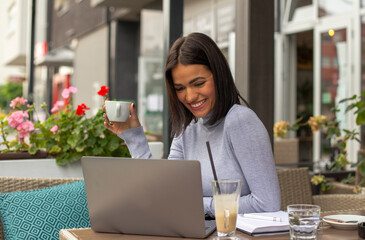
[103,101,141,135]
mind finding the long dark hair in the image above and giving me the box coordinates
[165,32,249,137]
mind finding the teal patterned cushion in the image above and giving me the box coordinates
[0,180,90,240]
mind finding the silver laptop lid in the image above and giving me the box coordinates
[81,156,209,238]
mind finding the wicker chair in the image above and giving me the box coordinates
[326,181,355,194]
[277,168,365,213]
[0,177,82,240]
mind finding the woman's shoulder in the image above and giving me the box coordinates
[224,104,265,128]
[226,104,258,121]
[224,104,267,135]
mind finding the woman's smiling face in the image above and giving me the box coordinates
[171,63,216,118]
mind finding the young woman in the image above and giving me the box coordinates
[104,32,281,216]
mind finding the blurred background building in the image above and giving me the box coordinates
[8,0,364,168]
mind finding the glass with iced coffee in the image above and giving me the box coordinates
[212,179,242,240]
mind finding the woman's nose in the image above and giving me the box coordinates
[185,88,197,102]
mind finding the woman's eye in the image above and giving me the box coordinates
[175,87,184,92]
[195,81,205,87]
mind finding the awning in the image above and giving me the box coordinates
[34,46,74,67]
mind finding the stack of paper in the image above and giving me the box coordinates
[236,211,290,236]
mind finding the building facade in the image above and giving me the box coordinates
[275,0,365,166]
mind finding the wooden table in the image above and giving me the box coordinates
[60,218,363,240]
[60,210,365,240]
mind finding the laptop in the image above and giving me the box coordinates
[81,156,216,238]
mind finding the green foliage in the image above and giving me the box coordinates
[0,82,23,112]
[341,93,365,126]
[28,106,130,166]
[341,173,355,185]
[330,92,365,177]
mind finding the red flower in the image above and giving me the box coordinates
[80,103,90,110]
[75,105,85,116]
[97,86,109,96]
[75,103,90,116]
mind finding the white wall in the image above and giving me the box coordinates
[0,0,25,85]
[3,0,28,66]
[73,26,108,117]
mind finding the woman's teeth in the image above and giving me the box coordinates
[191,100,206,108]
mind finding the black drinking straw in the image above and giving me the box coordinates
[206,141,221,194]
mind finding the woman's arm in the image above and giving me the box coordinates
[118,126,152,159]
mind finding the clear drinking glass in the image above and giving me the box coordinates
[287,204,321,240]
[212,179,242,240]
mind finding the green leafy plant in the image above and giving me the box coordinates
[311,174,332,192]
[0,86,131,165]
[0,82,23,112]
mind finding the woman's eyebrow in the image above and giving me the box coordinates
[174,77,206,86]
[189,77,205,84]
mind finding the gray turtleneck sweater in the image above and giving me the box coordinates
[118,104,281,216]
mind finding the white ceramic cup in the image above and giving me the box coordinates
[105,101,131,122]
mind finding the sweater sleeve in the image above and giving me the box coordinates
[118,126,152,159]
[228,107,281,213]
[167,135,184,160]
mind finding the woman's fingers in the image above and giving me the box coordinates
[104,121,113,131]
[103,113,110,122]
[129,103,137,120]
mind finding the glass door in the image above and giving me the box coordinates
[314,18,352,165]
[138,57,164,139]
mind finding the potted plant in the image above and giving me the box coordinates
[310,174,331,195]
[0,85,131,165]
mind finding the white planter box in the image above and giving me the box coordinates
[0,142,164,178]
[0,159,83,178]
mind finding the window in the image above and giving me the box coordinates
[318,0,353,17]
[288,0,314,22]
[321,56,331,67]
[216,2,235,44]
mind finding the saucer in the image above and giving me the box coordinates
[323,215,365,230]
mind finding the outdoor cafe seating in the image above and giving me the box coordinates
[1,168,365,240]
[58,167,365,239]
